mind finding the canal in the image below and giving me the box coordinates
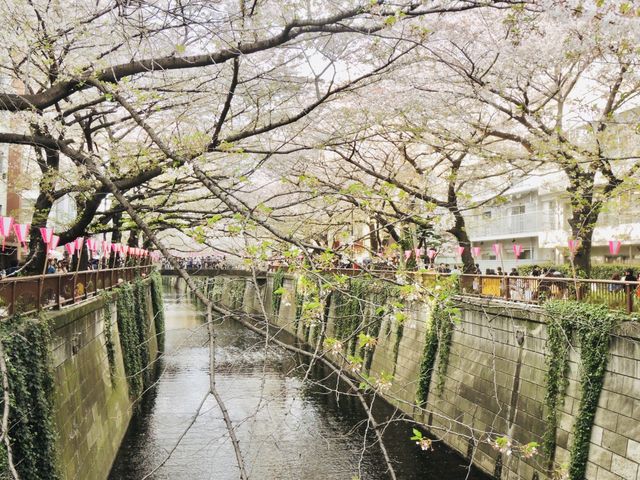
[109,286,489,480]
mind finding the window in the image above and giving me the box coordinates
[482,210,492,219]
[520,248,532,260]
[511,205,525,215]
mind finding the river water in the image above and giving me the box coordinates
[109,286,489,480]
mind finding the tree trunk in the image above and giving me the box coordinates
[568,208,598,276]
[448,211,475,273]
[25,195,54,273]
[567,174,600,276]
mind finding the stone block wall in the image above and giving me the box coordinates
[47,284,158,480]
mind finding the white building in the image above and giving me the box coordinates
[463,174,640,272]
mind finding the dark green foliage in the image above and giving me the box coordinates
[364,285,392,373]
[293,290,304,334]
[543,301,621,478]
[0,443,7,479]
[228,280,245,310]
[133,280,152,387]
[392,321,404,375]
[116,281,153,399]
[415,300,455,405]
[333,278,368,355]
[212,277,224,303]
[150,271,166,352]
[271,269,285,316]
[518,263,640,279]
[0,314,59,480]
[103,301,116,378]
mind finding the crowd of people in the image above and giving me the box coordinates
[162,255,228,271]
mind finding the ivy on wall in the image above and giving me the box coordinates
[150,271,166,352]
[0,314,59,480]
[271,269,285,316]
[102,300,117,378]
[228,279,246,310]
[363,283,393,373]
[415,279,459,406]
[333,278,369,355]
[543,301,621,479]
[116,281,153,399]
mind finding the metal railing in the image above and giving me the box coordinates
[0,266,152,317]
[456,274,640,313]
[265,268,640,314]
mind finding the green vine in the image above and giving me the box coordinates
[228,279,246,310]
[333,278,368,355]
[363,283,392,373]
[392,320,404,375]
[271,269,285,316]
[542,301,621,479]
[0,314,59,480]
[102,297,117,379]
[150,271,166,352]
[116,281,153,399]
[416,279,459,405]
[293,289,304,335]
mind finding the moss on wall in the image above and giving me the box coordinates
[0,314,59,480]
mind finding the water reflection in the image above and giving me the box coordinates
[109,288,489,480]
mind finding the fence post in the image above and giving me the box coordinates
[57,275,62,309]
[625,284,633,314]
[37,278,42,311]
[11,281,16,316]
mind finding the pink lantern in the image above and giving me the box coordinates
[457,246,465,257]
[74,237,85,251]
[513,244,523,258]
[414,247,424,257]
[427,249,437,260]
[110,243,118,252]
[13,223,28,248]
[404,250,411,260]
[0,216,13,251]
[103,241,111,254]
[471,247,481,257]
[609,240,621,255]
[492,243,501,257]
[64,243,76,256]
[39,227,54,245]
[49,235,60,252]
[86,238,96,252]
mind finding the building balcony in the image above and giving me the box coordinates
[464,212,558,240]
